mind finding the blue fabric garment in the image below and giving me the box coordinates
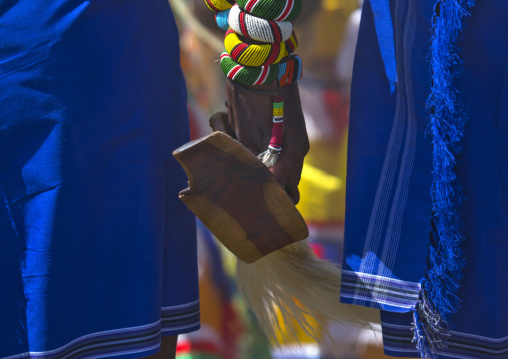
[0,1,199,358]
[341,0,434,312]
[342,0,508,357]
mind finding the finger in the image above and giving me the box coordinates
[209,112,237,138]
[269,161,300,204]
[225,79,276,154]
[286,184,300,205]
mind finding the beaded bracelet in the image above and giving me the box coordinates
[221,53,302,87]
[258,56,302,166]
[260,95,285,166]
[224,28,288,67]
[277,55,302,86]
[205,0,235,12]
[236,0,302,21]
[220,52,280,85]
[228,4,294,43]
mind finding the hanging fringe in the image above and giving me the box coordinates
[413,0,475,357]
[260,149,281,169]
[236,240,379,345]
[412,292,449,359]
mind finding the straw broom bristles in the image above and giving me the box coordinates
[236,239,380,345]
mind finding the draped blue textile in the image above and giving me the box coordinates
[0,1,199,358]
[342,0,508,357]
[341,0,434,312]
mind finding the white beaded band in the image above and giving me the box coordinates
[228,4,293,44]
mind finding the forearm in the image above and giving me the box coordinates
[204,0,309,202]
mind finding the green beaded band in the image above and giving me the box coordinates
[236,0,302,21]
[220,51,279,86]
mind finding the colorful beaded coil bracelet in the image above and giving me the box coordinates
[220,52,279,85]
[224,28,288,67]
[220,53,302,87]
[228,4,293,43]
[236,0,302,21]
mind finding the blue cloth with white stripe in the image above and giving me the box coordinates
[341,0,508,357]
[0,1,199,358]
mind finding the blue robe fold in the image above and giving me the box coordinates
[0,1,199,358]
[342,0,508,357]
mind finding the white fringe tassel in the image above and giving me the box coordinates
[236,240,380,345]
[260,150,280,168]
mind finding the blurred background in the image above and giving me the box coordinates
[168,0,393,358]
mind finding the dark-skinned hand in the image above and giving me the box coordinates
[210,78,309,204]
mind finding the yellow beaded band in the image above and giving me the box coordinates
[224,28,292,67]
[205,0,235,12]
